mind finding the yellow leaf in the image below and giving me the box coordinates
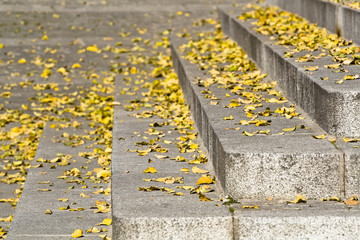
[312,134,326,139]
[243,131,257,136]
[72,63,82,69]
[344,74,359,80]
[180,168,189,172]
[199,193,212,201]
[143,167,157,173]
[192,166,209,174]
[287,195,307,203]
[44,209,52,214]
[242,205,259,209]
[0,215,12,222]
[324,63,341,69]
[72,229,83,238]
[329,196,340,202]
[223,115,234,120]
[282,126,297,132]
[174,192,184,196]
[86,45,99,52]
[196,174,214,185]
[343,137,359,142]
[97,169,111,179]
[18,58,27,64]
[98,218,112,226]
[80,192,91,198]
[303,66,318,71]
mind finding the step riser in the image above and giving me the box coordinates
[218,7,360,137]
[171,40,343,200]
[235,214,360,239]
[267,0,360,45]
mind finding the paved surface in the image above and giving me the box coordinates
[0,0,234,239]
[2,0,360,239]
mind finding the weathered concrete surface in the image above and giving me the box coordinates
[6,123,112,240]
[218,5,360,137]
[171,37,344,200]
[111,75,233,239]
[233,199,360,240]
[267,0,360,45]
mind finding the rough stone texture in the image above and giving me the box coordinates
[218,5,360,137]
[230,199,360,239]
[171,37,344,200]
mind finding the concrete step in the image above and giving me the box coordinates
[6,122,112,240]
[171,34,347,200]
[218,4,360,137]
[232,199,360,239]
[111,88,232,239]
[267,0,360,45]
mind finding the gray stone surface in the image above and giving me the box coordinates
[6,122,112,240]
[234,199,360,239]
[112,89,233,239]
[218,5,360,137]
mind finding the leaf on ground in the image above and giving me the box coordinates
[287,195,307,203]
[312,134,326,139]
[196,174,214,185]
[282,126,297,132]
[344,195,359,205]
[71,229,83,238]
[98,218,112,226]
[192,166,209,174]
[143,167,157,173]
[242,205,259,209]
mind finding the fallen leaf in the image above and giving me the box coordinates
[143,167,157,173]
[192,166,209,174]
[344,195,359,205]
[196,174,214,185]
[72,229,83,238]
[312,134,326,139]
[98,218,112,226]
[287,195,307,203]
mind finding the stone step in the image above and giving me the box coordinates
[232,199,360,239]
[267,0,360,45]
[6,122,112,240]
[169,10,360,239]
[111,70,232,240]
[218,4,360,137]
[171,33,346,200]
